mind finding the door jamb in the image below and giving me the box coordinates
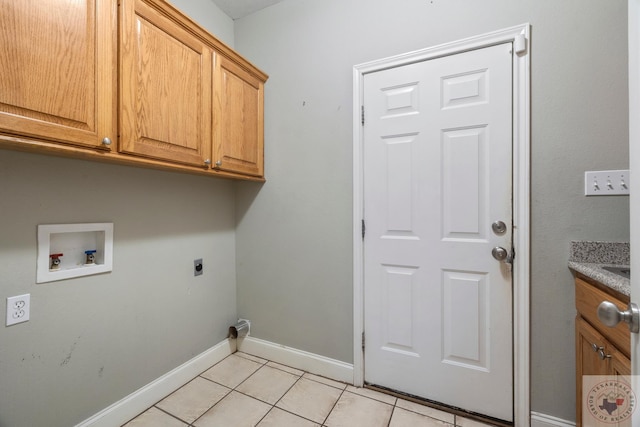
[352,24,531,425]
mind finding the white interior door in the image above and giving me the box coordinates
[363,43,513,421]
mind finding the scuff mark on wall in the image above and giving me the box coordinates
[60,337,81,367]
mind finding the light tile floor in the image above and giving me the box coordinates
[123,352,498,427]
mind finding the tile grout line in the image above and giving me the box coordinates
[320,387,346,426]
[265,373,328,425]
[386,405,397,427]
[127,351,493,427]
[152,405,191,426]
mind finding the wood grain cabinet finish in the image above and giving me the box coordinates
[213,54,264,177]
[0,0,267,181]
[575,277,631,426]
[0,0,116,149]
[119,0,212,167]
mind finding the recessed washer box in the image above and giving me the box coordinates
[37,223,113,283]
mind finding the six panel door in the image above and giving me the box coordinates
[363,43,514,421]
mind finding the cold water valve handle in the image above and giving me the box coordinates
[84,250,97,265]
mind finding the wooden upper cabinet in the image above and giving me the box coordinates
[0,0,116,149]
[213,54,265,178]
[119,0,212,167]
[1,0,267,180]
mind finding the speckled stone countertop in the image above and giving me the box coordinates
[568,241,630,296]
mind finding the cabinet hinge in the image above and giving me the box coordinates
[361,105,365,126]
[362,331,365,350]
[361,219,366,239]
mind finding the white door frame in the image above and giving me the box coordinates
[352,24,531,425]
[629,2,640,426]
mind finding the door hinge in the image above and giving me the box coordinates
[362,331,365,350]
[361,219,366,239]
[514,33,527,55]
[361,105,365,126]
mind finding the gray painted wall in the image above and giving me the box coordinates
[234,0,630,421]
[0,3,235,426]
[171,0,234,47]
[0,151,237,427]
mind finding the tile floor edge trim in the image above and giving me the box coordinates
[237,336,354,384]
[75,338,236,427]
[530,412,576,427]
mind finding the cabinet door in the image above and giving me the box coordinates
[213,54,264,177]
[577,317,633,427]
[576,317,610,426]
[0,0,115,149]
[120,0,212,167]
[610,348,631,378]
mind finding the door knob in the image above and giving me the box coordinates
[597,301,640,333]
[492,247,508,261]
[492,221,507,235]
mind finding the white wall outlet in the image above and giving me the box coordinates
[585,170,630,196]
[6,294,30,326]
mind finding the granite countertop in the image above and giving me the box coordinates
[568,241,630,296]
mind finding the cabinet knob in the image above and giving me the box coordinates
[215,160,222,168]
[102,137,112,146]
[204,159,212,166]
[597,348,612,360]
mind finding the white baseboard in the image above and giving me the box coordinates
[237,336,354,384]
[531,412,575,427]
[76,338,236,427]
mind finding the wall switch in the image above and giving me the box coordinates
[6,294,30,326]
[585,170,630,196]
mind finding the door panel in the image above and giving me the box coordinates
[363,43,513,421]
[442,271,488,370]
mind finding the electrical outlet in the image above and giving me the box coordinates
[6,294,30,326]
[585,170,630,196]
[194,259,203,276]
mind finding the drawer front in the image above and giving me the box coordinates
[575,278,630,357]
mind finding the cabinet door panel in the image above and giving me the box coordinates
[120,0,211,166]
[0,0,115,148]
[214,55,264,177]
[576,317,610,426]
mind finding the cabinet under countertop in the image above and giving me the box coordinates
[570,240,631,427]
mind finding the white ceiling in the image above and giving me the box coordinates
[211,0,285,20]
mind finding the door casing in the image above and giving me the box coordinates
[352,24,531,426]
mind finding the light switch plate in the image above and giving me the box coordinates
[585,170,630,196]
